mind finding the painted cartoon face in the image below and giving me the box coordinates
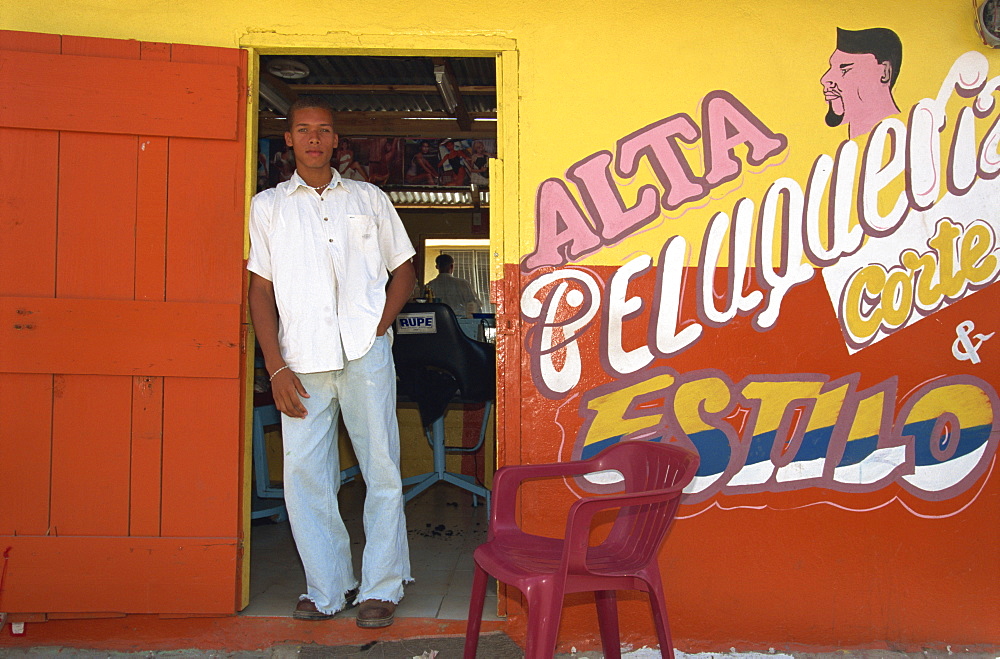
[820,49,889,128]
[284,106,338,174]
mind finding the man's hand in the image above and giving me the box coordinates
[378,259,417,335]
[269,368,310,419]
[249,273,311,418]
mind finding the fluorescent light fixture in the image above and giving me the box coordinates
[399,116,497,121]
[434,62,460,112]
[426,239,490,247]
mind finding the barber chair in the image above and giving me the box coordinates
[393,302,495,508]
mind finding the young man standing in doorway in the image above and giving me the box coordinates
[247,98,416,628]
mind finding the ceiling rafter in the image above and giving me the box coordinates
[292,84,496,95]
[259,112,496,139]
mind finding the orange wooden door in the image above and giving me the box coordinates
[0,31,247,615]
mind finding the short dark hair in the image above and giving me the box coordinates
[435,254,454,270]
[836,27,903,88]
[285,98,336,132]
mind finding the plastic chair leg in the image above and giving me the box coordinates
[463,564,490,659]
[594,590,622,659]
[523,585,564,659]
[645,581,675,659]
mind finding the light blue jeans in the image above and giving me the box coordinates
[280,335,411,614]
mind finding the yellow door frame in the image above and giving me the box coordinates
[236,31,519,609]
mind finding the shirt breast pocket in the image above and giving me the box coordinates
[346,214,376,243]
[345,214,382,276]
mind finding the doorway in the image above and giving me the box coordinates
[241,47,509,621]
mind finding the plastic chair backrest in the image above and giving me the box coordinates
[568,441,697,575]
[488,441,697,577]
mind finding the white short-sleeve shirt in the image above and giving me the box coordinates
[247,169,415,373]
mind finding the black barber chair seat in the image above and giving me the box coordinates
[393,302,495,507]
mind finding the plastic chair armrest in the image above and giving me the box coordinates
[489,458,616,539]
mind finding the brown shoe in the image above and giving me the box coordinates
[293,598,333,621]
[356,599,396,628]
[293,588,359,621]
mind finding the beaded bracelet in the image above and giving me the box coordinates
[269,365,290,381]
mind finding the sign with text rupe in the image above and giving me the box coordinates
[396,312,437,334]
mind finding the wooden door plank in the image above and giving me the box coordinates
[0,50,238,140]
[162,41,249,610]
[0,30,60,53]
[0,128,59,297]
[140,41,171,61]
[166,44,247,304]
[56,132,138,300]
[0,374,53,535]
[0,31,60,558]
[61,34,140,59]
[50,375,132,536]
[0,297,241,378]
[129,40,172,540]
[135,136,169,301]
[165,138,246,304]
[130,376,163,536]
[0,536,238,613]
[171,42,244,69]
[135,41,171,303]
[161,378,241,538]
[0,33,59,299]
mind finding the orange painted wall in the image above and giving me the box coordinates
[504,261,999,649]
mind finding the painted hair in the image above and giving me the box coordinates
[285,97,336,132]
[836,27,903,88]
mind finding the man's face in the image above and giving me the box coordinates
[820,50,888,127]
[284,106,338,175]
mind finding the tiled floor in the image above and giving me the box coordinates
[242,479,501,622]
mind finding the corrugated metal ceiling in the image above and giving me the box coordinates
[259,55,497,115]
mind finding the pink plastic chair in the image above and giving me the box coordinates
[464,440,699,659]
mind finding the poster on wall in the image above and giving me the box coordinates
[334,136,405,185]
[257,137,495,192]
[517,26,1000,520]
[258,137,296,191]
[404,138,495,187]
